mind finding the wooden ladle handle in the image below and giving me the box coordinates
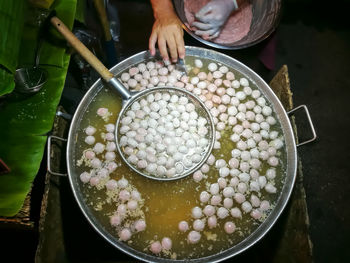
[50,16,114,82]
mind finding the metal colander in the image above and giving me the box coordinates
[14,67,48,94]
[115,86,215,181]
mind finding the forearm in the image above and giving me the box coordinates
[150,0,177,20]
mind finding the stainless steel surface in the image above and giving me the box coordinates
[47,135,68,177]
[14,32,48,93]
[173,0,282,50]
[14,67,48,94]
[109,72,214,180]
[56,110,72,120]
[288,105,317,147]
[65,46,298,262]
[175,58,188,75]
[108,77,133,101]
[115,86,215,181]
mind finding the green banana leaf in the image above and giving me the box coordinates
[75,0,85,23]
[0,0,78,216]
[0,0,25,96]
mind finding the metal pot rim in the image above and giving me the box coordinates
[66,46,297,262]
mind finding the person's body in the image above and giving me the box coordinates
[149,0,244,62]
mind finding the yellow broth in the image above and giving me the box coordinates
[73,57,287,259]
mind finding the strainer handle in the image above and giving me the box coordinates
[51,16,132,100]
[51,16,113,82]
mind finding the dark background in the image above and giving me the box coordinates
[1,0,350,262]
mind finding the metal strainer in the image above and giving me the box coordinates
[14,32,48,94]
[51,16,215,181]
[14,67,48,94]
[115,86,215,181]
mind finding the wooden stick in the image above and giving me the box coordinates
[50,16,114,82]
[93,0,112,41]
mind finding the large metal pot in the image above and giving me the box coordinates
[173,0,282,50]
[49,46,316,262]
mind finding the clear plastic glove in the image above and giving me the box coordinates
[193,0,238,39]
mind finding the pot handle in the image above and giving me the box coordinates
[56,110,72,121]
[287,105,317,147]
[47,135,68,177]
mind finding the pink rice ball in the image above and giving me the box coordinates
[150,241,162,254]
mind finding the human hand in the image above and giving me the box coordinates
[193,0,238,39]
[149,13,185,62]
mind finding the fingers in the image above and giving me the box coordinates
[196,12,215,23]
[191,21,212,31]
[207,30,220,40]
[165,30,186,62]
[175,29,185,59]
[157,35,169,61]
[194,26,221,40]
[194,28,218,37]
[149,30,158,56]
[195,4,212,19]
[167,34,179,62]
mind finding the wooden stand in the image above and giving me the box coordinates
[0,193,34,229]
[267,65,313,262]
[35,106,69,263]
